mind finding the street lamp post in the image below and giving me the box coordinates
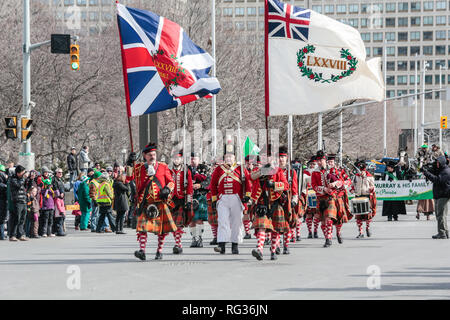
[414,53,418,156]
[421,60,430,145]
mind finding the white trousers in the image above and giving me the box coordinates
[217,194,244,243]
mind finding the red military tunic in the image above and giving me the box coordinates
[250,167,290,234]
[311,168,339,221]
[127,161,177,234]
[210,164,252,202]
[328,167,352,223]
[170,167,194,227]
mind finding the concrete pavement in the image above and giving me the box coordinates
[1,203,450,300]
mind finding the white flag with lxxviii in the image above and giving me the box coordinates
[265,0,384,117]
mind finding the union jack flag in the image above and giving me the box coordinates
[117,3,221,116]
[267,0,311,42]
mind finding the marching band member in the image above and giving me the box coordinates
[303,156,321,239]
[126,143,176,261]
[351,160,376,238]
[169,150,193,254]
[278,146,299,254]
[311,151,336,247]
[327,154,353,244]
[210,141,251,254]
[188,152,211,248]
[250,145,289,261]
[242,155,257,239]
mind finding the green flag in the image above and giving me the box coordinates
[244,137,260,157]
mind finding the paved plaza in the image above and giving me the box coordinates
[1,203,450,300]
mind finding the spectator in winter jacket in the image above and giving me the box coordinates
[113,173,130,234]
[0,165,8,240]
[27,186,40,238]
[79,146,91,174]
[96,172,116,233]
[77,175,92,230]
[422,155,450,239]
[52,168,66,236]
[67,147,79,190]
[39,176,55,237]
[8,165,28,241]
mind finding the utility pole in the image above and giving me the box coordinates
[439,65,447,147]
[318,113,322,150]
[414,53,418,156]
[211,0,217,160]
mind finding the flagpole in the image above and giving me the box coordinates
[211,0,217,160]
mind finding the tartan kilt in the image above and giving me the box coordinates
[207,199,218,226]
[272,204,290,234]
[355,193,377,221]
[282,202,298,229]
[193,194,208,221]
[136,201,177,234]
[171,199,193,228]
[253,214,274,233]
[297,193,307,217]
[334,195,352,224]
[317,195,338,222]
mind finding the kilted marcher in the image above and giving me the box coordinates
[250,146,289,261]
[210,142,251,254]
[302,157,321,239]
[0,165,8,240]
[311,151,336,247]
[8,165,28,241]
[421,155,450,239]
[127,143,176,261]
[278,146,298,254]
[206,190,218,245]
[242,156,257,239]
[351,160,376,238]
[381,160,407,221]
[169,150,193,254]
[188,153,210,248]
[326,154,353,244]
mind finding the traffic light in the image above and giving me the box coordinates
[441,116,448,129]
[4,116,17,139]
[70,44,80,70]
[21,117,33,141]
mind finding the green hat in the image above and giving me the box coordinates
[0,165,5,172]
[421,144,428,148]
[93,170,102,179]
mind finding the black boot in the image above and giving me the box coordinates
[366,228,371,237]
[197,236,203,248]
[308,232,313,239]
[209,237,218,245]
[323,239,332,247]
[232,243,239,254]
[387,216,392,221]
[243,233,252,239]
[296,236,301,241]
[270,252,278,260]
[337,234,343,244]
[134,250,146,261]
[313,231,318,238]
[155,251,163,260]
[275,247,281,255]
[283,246,290,254]
[432,233,447,239]
[356,233,364,238]
[214,242,225,254]
[173,245,183,254]
[252,249,263,261]
[190,237,198,248]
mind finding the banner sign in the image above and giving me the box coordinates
[374,179,433,201]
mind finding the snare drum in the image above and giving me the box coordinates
[307,190,317,209]
[351,197,370,215]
